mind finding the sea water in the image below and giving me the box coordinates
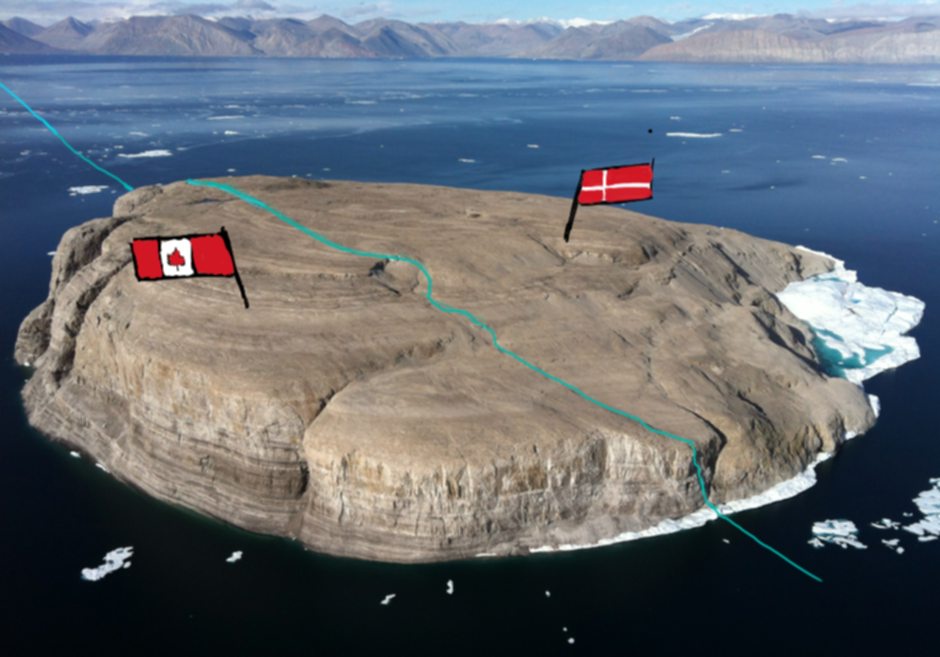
[1,57,938,655]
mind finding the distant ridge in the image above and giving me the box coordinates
[2,11,939,62]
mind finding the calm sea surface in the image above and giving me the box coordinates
[0,57,937,656]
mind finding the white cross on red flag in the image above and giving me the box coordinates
[564,161,655,242]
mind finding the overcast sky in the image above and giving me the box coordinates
[2,0,937,25]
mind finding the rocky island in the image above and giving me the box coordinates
[16,176,877,561]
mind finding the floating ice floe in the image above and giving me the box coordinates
[226,550,243,563]
[871,518,901,530]
[446,579,454,595]
[380,593,396,605]
[777,248,925,385]
[666,131,722,138]
[544,590,551,598]
[81,546,133,581]
[568,638,575,645]
[881,538,904,554]
[809,519,866,549]
[902,477,940,540]
[118,149,172,159]
[68,185,109,196]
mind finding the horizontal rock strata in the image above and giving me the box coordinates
[16,176,874,561]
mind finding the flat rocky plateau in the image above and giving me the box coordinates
[15,176,874,561]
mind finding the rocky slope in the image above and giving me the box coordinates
[16,177,874,561]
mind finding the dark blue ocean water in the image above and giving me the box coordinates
[1,57,937,656]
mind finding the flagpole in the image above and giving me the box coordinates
[220,226,250,309]
[563,170,584,243]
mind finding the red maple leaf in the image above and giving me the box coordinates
[166,248,186,268]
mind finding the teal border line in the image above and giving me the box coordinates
[0,80,135,192]
[187,178,823,583]
[1,76,823,582]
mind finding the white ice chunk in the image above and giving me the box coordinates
[81,546,133,581]
[69,450,80,458]
[446,579,454,595]
[666,132,722,138]
[777,249,925,385]
[810,519,867,549]
[458,158,476,163]
[902,478,940,539]
[95,462,110,473]
[68,185,109,196]
[380,593,396,605]
[544,590,551,597]
[118,149,172,159]
[226,550,243,563]
[870,518,901,530]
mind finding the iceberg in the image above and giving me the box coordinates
[68,185,109,196]
[81,546,133,581]
[226,550,243,563]
[118,149,172,159]
[665,132,722,138]
[902,477,940,540]
[777,248,925,385]
[809,519,866,549]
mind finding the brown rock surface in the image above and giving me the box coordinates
[15,176,874,561]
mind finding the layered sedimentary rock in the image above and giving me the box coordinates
[16,176,874,561]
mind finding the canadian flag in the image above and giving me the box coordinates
[130,227,249,307]
[131,231,235,280]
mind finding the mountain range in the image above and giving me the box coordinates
[2,13,939,63]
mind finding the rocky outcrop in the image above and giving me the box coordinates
[16,176,874,561]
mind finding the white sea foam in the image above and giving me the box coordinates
[345,99,377,105]
[809,519,866,549]
[903,477,940,539]
[528,451,834,554]
[118,149,172,159]
[68,185,109,196]
[669,115,681,121]
[81,546,133,581]
[224,130,240,136]
[830,157,848,163]
[226,550,243,563]
[458,158,476,164]
[777,248,925,385]
[526,144,540,149]
[811,154,827,159]
[666,132,722,138]
[728,128,744,133]
[208,115,244,120]
[128,131,148,137]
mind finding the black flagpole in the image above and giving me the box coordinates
[563,170,585,243]
[220,226,249,309]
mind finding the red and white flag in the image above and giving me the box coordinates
[130,227,248,307]
[577,163,654,205]
[564,161,654,242]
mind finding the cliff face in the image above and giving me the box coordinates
[15,177,874,561]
